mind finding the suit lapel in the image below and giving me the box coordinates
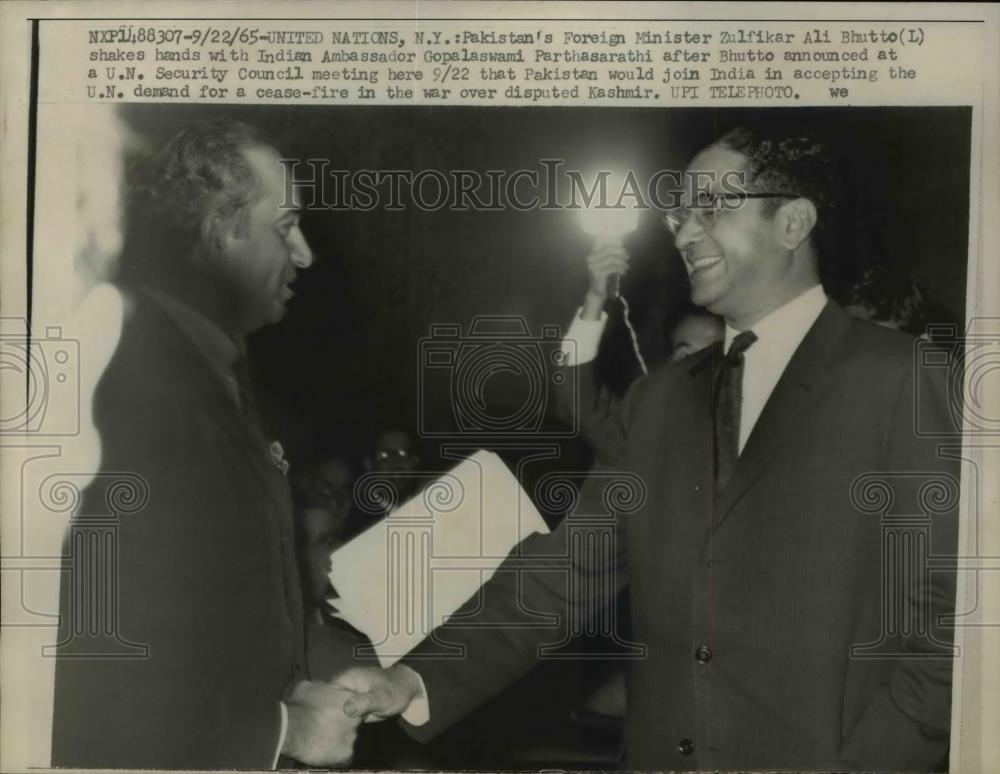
[712,301,852,528]
[678,342,719,495]
[135,292,285,508]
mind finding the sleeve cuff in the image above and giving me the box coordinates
[561,307,608,366]
[272,701,288,769]
[400,671,430,727]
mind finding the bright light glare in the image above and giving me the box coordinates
[578,206,640,241]
[576,168,642,240]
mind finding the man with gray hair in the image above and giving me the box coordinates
[51,119,359,768]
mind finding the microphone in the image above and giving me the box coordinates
[607,272,621,299]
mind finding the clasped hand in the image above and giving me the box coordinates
[282,664,423,767]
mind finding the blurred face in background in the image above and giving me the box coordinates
[369,430,419,475]
[315,457,354,505]
[296,456,355,605]
[301,506,343,604]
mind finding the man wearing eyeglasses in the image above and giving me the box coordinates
[366,429,421,476]
[331,127,959,772]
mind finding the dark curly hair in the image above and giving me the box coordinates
[123,119,272,280]
[715,127,841,249]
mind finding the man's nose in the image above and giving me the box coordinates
[674,215,705,254]
[288,226,314,269]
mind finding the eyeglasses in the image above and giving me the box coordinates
[662,192,798,236]
[374,449,413,462]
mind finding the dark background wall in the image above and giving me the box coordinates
[119,105,972,463]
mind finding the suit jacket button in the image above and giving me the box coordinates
[678,738,695,756]
[695,645,713,663]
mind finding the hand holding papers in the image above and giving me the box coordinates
[327,450,550,666]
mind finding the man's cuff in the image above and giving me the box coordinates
[561,307,608,366]
[272,701,288,769]
[400,671,430,727]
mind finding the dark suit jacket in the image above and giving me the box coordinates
[51,288,308,769]
[403,301,959,771]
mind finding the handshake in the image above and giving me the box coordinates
[280,664,425,767]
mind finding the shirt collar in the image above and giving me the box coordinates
[724,284,827,354]
[141,285,242,377]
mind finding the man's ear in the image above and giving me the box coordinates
[199,215,227,264]
[777,198,817,251]
[200,211,242,264]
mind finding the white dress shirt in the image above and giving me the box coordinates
[560,309,608,366]
[560,285,828,454]
[724,284,827,452]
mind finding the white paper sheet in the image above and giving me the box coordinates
[327,450,551,666]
